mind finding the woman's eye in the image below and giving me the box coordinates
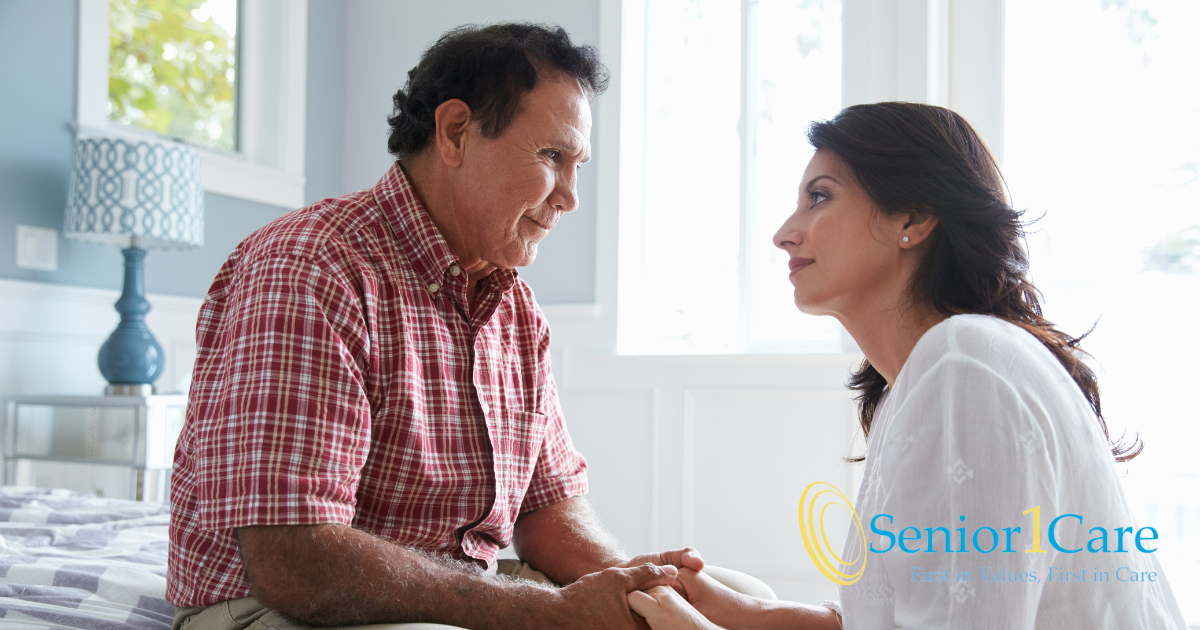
[809,191,829,207]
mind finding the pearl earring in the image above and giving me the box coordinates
[903,236,910,243]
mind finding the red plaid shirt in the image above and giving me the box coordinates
[166,164,588,607]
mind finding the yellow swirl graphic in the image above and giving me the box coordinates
[798,481,867,586]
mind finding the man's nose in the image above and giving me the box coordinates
[551,170,579,213]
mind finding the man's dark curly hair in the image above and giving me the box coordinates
[386,23,609,161]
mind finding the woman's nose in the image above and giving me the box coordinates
[773,210,803,249]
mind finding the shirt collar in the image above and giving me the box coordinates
[372,162,517,298]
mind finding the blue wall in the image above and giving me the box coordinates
[0,0,598,303]
[0,0,348,298]
[304,0,347,205]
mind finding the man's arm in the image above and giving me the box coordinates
[236,523,677,629]
[512,497,705,586]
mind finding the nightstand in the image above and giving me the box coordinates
[1,394,187,502]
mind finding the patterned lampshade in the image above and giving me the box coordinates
[64,137,204,250]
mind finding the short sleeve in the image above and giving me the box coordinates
[193,254,373,531]
[519,325,588,513]
[875,353,1057,630]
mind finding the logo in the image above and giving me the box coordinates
[798,483,1161,589]
[798,481,867,585]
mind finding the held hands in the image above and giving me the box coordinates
[630,568,759,630]
[620,547,706,598]
[628,585,724,630]
[548,547,711,630]
[554,563,680,630]
[677,568,762,628]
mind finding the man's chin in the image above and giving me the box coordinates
[502,244,539,269]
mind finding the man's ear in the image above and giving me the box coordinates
[433,99,472,168]
[899,211,939,247]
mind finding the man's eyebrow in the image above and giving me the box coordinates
[552,141,590,162]
[805,174,839,190]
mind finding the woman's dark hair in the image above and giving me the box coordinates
[387,23,609,161]
[808,102,1141,462]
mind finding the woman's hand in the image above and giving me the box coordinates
[628,585,724,630]
[674,568,761,629]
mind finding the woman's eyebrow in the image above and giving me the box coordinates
[805,174,840,190]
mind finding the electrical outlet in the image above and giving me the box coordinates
[16,224,58,272]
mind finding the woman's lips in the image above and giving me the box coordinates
[789,257,815,274]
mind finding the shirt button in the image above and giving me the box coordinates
[427,282,439,293]
[449,266,462,277]
[480,401,490,416]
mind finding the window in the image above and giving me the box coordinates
[1004,0,1200,619]
[599,0,1197,620]
[108,0,240,152]
[76,0,307,208]
[617,0,845,354]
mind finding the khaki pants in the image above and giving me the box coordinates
[172,560,776,630]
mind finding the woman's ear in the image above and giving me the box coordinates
[900,211,939,247]
[433,99,472,168]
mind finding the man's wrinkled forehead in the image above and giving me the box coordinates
[514,68,593,154]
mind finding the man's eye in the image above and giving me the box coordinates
[543,149,560,160]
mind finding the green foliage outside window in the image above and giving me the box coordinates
[109,0,238,151]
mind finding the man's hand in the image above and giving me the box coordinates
[621,547,705,597]
[552,564,681,630]
[622,547,705,574]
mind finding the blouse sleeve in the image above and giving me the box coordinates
[874,352,1058,630]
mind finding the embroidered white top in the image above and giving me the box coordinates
[836,314,1187,629]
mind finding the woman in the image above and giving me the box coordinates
[627,103,1187,629]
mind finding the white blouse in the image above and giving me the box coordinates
[836,315,1187,629]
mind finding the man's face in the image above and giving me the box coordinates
[453,72,592,270]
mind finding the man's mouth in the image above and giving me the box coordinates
[789,257,815,273]
[524,216,553,231]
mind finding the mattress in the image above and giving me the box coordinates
[0,486,172,629]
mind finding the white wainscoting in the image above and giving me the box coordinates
[0,278,202,496]
[0,278,202,396]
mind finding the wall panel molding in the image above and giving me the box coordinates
[0,278,202,396]
[679,387,859,603]
[558,388,659,555]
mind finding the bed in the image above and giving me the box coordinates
[0,486,172,629]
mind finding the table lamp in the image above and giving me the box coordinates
[63,137,204,395]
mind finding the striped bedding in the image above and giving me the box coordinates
[0,487,171,629]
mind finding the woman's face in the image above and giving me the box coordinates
[772,148,913,318]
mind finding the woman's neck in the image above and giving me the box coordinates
[839,299,948,387]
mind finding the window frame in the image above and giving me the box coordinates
[75,0,308,209]
[605,0,1004,355]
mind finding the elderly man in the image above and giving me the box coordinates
[167,23,769,630]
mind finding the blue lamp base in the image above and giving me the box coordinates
[98,246,164,390]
